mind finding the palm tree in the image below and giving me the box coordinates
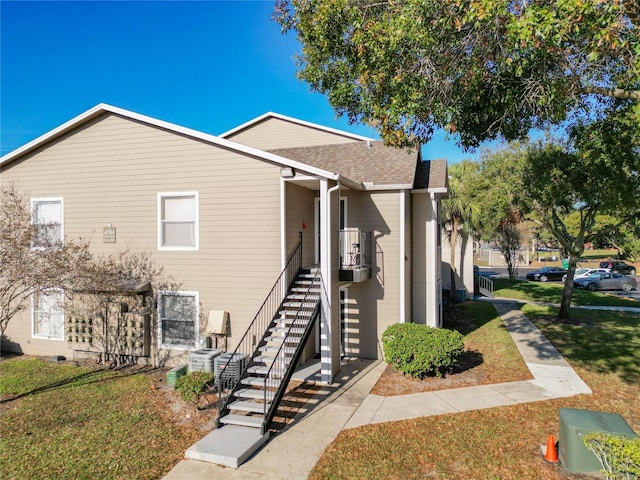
[441,161,477,301]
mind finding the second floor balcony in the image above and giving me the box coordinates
[339,229,372,282]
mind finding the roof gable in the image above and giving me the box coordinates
[220,112,374,147]
[0,104,354,186]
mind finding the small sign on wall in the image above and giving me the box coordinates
[103,226,116,243]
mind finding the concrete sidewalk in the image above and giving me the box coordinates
[163,301,592,480]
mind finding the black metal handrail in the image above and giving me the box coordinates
[259,268,321,434]
[216,233,303,418]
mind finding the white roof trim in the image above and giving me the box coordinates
[219,111,375,142]
[363,183,414,191]
[0,104,356,185]
[411,188,448,194]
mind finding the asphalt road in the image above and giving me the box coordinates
[478,266,640,302]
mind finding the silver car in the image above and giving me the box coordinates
[562,267,610,282]
[574,272,637,292]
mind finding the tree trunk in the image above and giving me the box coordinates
[558,253,580,320]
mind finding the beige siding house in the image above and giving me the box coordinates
[0,104,447,383]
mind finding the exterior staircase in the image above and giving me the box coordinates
[216,266,320,433]
[185,235,321,468]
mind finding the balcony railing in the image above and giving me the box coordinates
[339,229,372,282]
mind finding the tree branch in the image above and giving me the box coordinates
[580,86,640,100]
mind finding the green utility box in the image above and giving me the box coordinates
[558,408,638,473]
[166,364,187,388]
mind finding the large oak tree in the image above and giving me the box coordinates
[275,0,639,148]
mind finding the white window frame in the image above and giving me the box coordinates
[32,289,65,341]
[157,192,199,251]
[31,197,64,249]
[157,290,199,349]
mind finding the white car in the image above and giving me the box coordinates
[563,268,610,282]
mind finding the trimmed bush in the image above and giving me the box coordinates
[381,323,465,378]
[583,433,640,480]
[175,371,215,403]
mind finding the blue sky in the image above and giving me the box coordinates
[1,1,480,161]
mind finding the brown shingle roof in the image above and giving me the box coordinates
[270,141,446,189]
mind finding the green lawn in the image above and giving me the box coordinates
[1,283,637,480]
[0,360,199,480]
[309,291,640,479]
[493,277,639,308]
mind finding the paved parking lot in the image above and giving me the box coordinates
[478,266,640,301]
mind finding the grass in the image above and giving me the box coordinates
[309,294,640,479]
[493,277,639,308]
[1,279,637,479]
[0,359,201,480]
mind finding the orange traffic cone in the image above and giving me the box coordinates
[544,434,558,463]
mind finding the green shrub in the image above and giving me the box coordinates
[583,433,640,480]
[175,370,215,403]
[381,323,465,378]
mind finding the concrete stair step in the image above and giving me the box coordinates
[185,425,270,468]
[234,388,274,401]
[219,413,264,428]
[228,400,271,414]
[241,376,281,388]
[263,335,302,345]
[258,345,296,354]
[269,326,306,334]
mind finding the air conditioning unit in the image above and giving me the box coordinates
[214,352,248,384]
[188,348,222,373]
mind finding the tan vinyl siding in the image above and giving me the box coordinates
[285,182,316,267]
[340,190,402,359]
[1,113,284,364]
[226,117,362,150]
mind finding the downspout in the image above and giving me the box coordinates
[320,180,341,383]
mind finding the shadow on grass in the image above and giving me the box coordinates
[492,278,638,307]
[0,363,159,404]
[492,300,640,386]
[532,311,640,386]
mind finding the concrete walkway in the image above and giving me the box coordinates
[163,301,592,480]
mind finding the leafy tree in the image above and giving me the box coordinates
[471,148,526,281]
[0,187,179,361]
[275,0,639,149]
[0,187,95,341]
[515,112,638,319]
[441,161,478,299]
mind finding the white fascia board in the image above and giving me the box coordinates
[0,104,354,185]
[1,103,109,166]
[363,183,414,191]
[219,111,375,142]
[411,188,448,194]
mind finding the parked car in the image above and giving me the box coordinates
[562,268,610,282]
[526,267,567,282]
[574,272,637,292]
[598,261,637,276]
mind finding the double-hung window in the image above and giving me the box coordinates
[32,289,64,340]
[158,291,199,349]
[31,198,63,247]
[158,192,198,250]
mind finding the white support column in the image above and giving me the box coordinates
[400,191,406,324]
[280,177,287,271]
[427,192,441,327]
[319,179,332,383]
